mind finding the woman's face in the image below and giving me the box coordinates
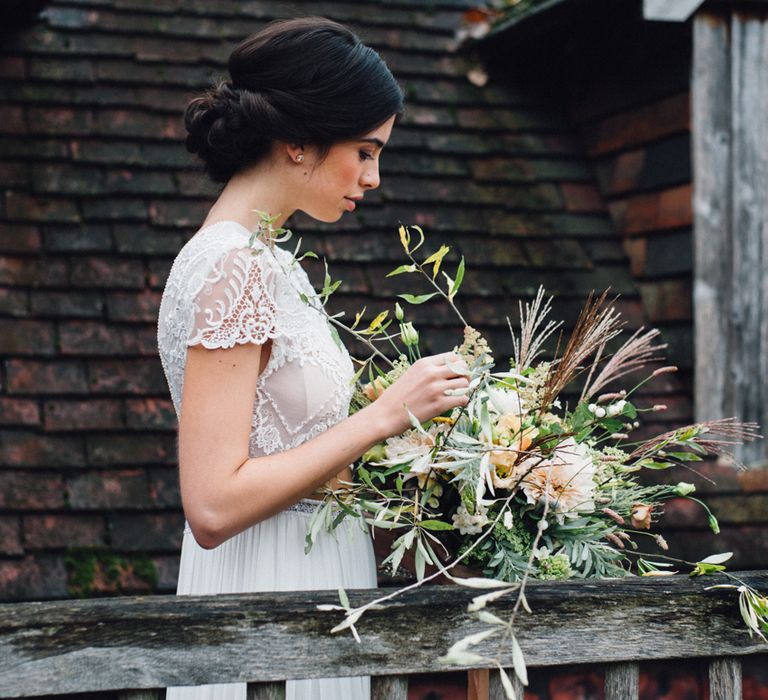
[299,115,396,223]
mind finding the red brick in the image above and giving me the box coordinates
[0,554,68,601]
[59,321,131,355]
[27,106,94,135]
[5,358,88,394]
[148,199,209,228]
[560,183,606,213]
[0,320,56,355]
[4,191,80,222]
[23,514,105,549]
[0,106,26,134]
[0,288,29,316]
[608,184,692,235]
[147,258,172,289]
[70,257,145,288]
[95,108,185,139]
[638,279,692,323]
[602,149,646,194]
[109,512,184,552]
[584,92,690,157]
[88,358,167,394]
[0,471,65,509]
[86,433,176,466]
[30,291,104,317]
[0,517,23,555]
[106,290,161,322]
[0,257,68,286]
[66,469,151,509]
[0,56,26,79]
[622,237,647,277]
[126,398,177,431]
[43,399,123,431]
[0,398,40,426]
[0,162,30,187]
[42,224,112,252]
[148,467,180,508]
[0,223,41,252]
[1,430,86,468]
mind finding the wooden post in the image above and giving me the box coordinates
[489,668,524,700]
[693,8,768,467]
[246,681,286,700]
[709,657,742,700]
[468,668,489,700]
[118,692,163,700]
[604,662,640,700]
[371,674,408,700]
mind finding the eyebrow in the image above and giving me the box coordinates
[360,137,386,148]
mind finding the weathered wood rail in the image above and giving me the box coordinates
[1,571,766,699]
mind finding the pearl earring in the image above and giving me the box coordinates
[295,154,304,163]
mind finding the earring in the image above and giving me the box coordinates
[295,154,304,163]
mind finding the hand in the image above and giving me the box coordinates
[366,352,470,438]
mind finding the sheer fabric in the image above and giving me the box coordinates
[157,221,376,699]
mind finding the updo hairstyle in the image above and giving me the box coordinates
[183,17,405,183]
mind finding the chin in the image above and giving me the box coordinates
[305,207,345,224]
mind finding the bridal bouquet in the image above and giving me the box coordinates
[250,214,766,690]
[303,224,757,585]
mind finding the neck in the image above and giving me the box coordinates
[203,161,295,233]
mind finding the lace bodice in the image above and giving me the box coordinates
[157,220,355,458]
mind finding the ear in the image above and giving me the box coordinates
[285,143,305,162]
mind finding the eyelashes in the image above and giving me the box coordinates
[359,150,374,161]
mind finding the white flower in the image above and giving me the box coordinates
[384,424,447,488]
[487,386,526,416]
[503,511,514,529]
[594,407,607,418]
[533,545,550,560]
[452,504,489,535]
[519,438,597,523]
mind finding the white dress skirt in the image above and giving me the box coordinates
[165,498,377,699]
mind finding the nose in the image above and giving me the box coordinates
[362,160,380,190]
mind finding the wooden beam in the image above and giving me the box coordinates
[644,0,706,21]
[0,573,765,697]
[693,8,768,466]
[604,662,640,700]
[709,657,742,700]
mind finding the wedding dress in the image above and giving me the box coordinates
[157,220,377,699]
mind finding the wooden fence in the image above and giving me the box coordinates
[1,571,766,700]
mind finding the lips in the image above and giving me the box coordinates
[344,196,363,212]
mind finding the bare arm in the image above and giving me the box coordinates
[179,341,469,549]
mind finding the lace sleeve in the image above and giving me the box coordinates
[186,245,280,349]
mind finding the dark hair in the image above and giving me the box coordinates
[183,17,404,183]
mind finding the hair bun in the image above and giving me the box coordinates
[183,81,274,183]
[182,17,404,184]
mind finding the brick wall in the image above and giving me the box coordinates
[480,1,768,571]
[0,0,648,602]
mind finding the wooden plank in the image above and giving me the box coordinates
[692,10,733,427]
[644,0,705,21]
[468,668,489,700]
[693,8,768,468]
[728,10,768,467]
[489,668,524,699]
[371,674,408,700]
[0,573,766,697]
[118,692,163,700]
[709,657,742,700]
[604,661,639,700]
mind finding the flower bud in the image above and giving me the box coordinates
[674,482,696,497]
[708,513,720,535]
[395,301,404,321]
[400,322,419,347]
[594,407,607,418]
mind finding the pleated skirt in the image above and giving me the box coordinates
[165,499,377,700]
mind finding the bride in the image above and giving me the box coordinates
[157,16,470,700]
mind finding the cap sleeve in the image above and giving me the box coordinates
[186,244,280,350]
